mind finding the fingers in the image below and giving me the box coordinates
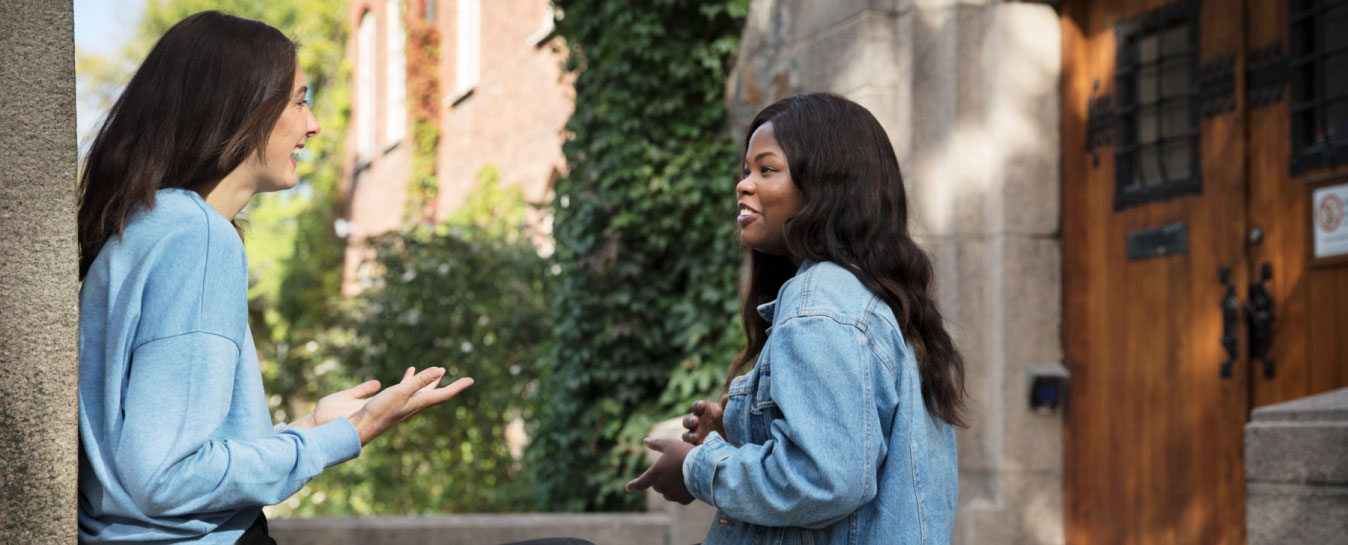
[402,366,415,382]
[405,367,446,390]
[419,377,474,406]
[626,466,656,491]
[682,414,699,431]
[644,437,672,454]
[347,380,381,399]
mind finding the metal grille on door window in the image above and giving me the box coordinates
[1112,0,1201,210]
[1290,0,1348,175]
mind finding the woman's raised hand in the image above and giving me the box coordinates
[681,394,729,445]
[347,367,474,445]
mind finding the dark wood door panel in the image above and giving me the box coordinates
[1063,0,1249,543]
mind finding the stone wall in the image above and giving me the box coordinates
[726,1,1064,543]
[1245,387,1348,545]
[0,1,79,543]
[269,513,672,545]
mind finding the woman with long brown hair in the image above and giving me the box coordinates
[77,12,473,544]
[629,93,966,544]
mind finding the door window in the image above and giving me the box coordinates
[1113,0,1201,209]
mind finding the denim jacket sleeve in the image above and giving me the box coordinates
[683,314,886,529]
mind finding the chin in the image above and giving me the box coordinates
[261,177,299,193]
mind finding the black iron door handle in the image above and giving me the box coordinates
[1244,263,1275,379]
[1219,266,1239,378]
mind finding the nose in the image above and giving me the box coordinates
[735,174,754,198]
[306,108,321,137]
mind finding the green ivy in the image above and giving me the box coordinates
[525,0,750,511]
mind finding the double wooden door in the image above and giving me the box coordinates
[1062,0,1348,543]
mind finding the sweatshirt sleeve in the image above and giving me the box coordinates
[114,332,361,517]
[682,315,886,528]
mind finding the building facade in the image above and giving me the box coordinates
[729,0,1348,544]
[341,0,572,294]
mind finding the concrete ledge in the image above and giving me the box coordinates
[268,513,672,545]
[1251,387,1348,423]
[1246,387,1348,545]
[1246,484,1348,545]
[1246,421,1348,484]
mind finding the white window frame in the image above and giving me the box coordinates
[385,0,407,149]
[452,0,480,103]
[356,11,376,163]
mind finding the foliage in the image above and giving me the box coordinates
[526,0,750,511]
[286,168,551,515]
[404,0,442,224]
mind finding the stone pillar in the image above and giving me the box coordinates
[727,1,1064,544]
[0,1,80,543]
[1245,387,1348,545]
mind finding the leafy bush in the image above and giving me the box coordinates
[526,0,750,511]
[279,168,551,515]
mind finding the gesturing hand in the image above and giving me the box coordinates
[626,438,696,505]
[681,394,729,445]
[348,367,474,445]
[289,380,382,431]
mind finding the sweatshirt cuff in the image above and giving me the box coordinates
[684,431,733,508]
[285,417,362,470]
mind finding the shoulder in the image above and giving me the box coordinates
[773,261,881,328]
[99,189,249,345]
[125,189,241,253]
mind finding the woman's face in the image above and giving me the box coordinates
[737,122,803,258]
[245,63,320,192]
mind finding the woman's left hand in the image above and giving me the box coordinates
[625,438,696,504]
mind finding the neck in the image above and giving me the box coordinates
[201,168,257,221]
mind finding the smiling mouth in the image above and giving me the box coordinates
[737,204,759,225]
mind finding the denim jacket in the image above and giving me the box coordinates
[683,260,958,545]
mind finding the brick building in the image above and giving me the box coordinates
[341,0,573,294]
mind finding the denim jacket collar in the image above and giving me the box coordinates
[756,259,818,322]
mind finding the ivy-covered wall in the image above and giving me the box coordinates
[526,0,750,511]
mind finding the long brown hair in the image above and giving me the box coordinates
[78,11,297,279]
[728,93,968,427]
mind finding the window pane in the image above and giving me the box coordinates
[1139,106,1158,143]
[1326,5,1348,52]
[1163,141,1192,181]
[1139,33,1159,63]
[1160,25,1187,57]
[1138,147,1163,186]
[1162,100,1191,137]
[1139,66,1158,104]
[1161,58,1190,97]
[1327,99,1348,143]
[1328,52,1348,99]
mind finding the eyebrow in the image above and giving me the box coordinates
[294,85,309,97]
[753,151,779,162]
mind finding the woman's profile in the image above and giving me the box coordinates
[77,11,472,544]
[629,93,966,545]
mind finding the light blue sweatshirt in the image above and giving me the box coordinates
[78,188,361,544]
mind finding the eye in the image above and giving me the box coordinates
[296,99,310,108]
[759,165,776,175]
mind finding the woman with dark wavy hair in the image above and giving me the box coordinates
[629,93,965,544]
[77,12,475,544]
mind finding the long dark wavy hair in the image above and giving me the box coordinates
[728,93,968,427]
[78,11,298,279]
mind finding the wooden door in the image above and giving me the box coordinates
[1062,0,1348,543]
[1246,0,1348,407]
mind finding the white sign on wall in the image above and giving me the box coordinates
[1313,182,1348,260]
